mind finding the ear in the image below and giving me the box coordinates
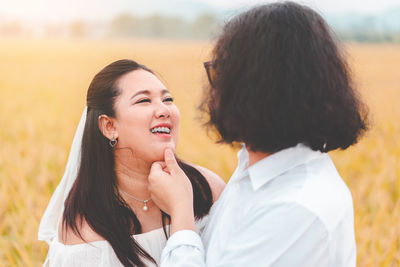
[98,115,118,140]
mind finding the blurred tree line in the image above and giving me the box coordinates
[337,30,400,43]
[326,9,400,43]
[0,13,221,40]
[108,13,220,39]
[0,11,399,43]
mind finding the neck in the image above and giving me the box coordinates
[114,149,151,200]
[246,145,271,167]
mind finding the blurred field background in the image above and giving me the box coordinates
[0,38,399,267]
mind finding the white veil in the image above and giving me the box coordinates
[38,107,87,244]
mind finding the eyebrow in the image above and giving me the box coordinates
[130,89,170,100]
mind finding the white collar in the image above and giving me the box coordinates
[236,143,325,191]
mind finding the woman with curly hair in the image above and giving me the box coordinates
[148,2,368,266]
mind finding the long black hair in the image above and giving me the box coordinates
[62,59,212,266]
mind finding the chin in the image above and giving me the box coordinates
[150,152,164,162]
[149,145,176,162]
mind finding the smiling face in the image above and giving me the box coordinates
[112,69,180,163]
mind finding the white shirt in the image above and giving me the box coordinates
[160,143,356,267]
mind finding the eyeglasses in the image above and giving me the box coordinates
[203,61,216,87]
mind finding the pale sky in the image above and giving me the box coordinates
[204,0,400,14]
[1,0,399,22]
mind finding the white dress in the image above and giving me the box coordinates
[45,216,208,267]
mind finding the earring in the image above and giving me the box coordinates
[109,135,117,148]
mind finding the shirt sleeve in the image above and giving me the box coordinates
[160,230,206,267]
[161,202,330,267]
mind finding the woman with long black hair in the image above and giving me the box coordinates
[38,59,225,266]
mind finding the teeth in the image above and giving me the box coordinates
[151,127,171,134]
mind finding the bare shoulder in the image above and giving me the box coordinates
[59,218,105,245]
[194,165,226,202]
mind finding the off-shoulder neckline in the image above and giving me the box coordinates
[55,214,209,247]
[55,226,167,247]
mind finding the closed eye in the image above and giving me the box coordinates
[163,97,174,102]
[135,98,150,104]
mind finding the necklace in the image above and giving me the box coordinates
[119,188,151,211]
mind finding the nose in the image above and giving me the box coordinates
[155,101,170,119]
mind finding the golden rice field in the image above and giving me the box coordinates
[0,39,399,267]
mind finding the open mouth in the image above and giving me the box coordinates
[150,124,172,135]
[150,126,171,134]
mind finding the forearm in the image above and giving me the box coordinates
[170,201,195,234]
[162,196,203,266]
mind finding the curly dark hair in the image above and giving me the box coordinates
[200,1,368,153]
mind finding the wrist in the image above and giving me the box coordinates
[170,202,195,234]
